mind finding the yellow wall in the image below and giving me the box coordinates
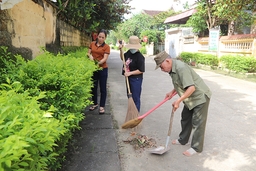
[1,0,90,58]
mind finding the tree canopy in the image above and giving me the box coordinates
[186,0,256,36]
[54,0,132,33]
[111,10,178,44]
[115,13,153,41]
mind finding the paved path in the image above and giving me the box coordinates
[60,50,256,171]
[108,50,256,171]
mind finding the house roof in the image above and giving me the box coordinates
[142,10,164,17]
[220,34,256,40]
[197,34,256,42]
[164,8,196,24]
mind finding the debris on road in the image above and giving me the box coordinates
[123,132,157,152]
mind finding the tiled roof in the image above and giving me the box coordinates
[164,8,196,24]
[198,34,256,42]
[221,34,256,40]
[142,10,164,16]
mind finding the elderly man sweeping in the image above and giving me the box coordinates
[154,51,212,157]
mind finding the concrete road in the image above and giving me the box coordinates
[107,50,256,171]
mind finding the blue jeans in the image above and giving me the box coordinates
[127,77,143,112]
[91,68,108,107]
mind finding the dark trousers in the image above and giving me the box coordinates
[178,96,210,152]
[91,68,108,107]
[127,77,143,112]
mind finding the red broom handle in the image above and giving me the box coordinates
[138,92,177,119]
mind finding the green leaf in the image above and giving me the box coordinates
[19,161,29,167]
[43,112,53,118]
[25,137,37,144]
[5,159,11,167]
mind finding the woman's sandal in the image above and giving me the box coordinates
[89,104,98,111]
[99,107,105,115]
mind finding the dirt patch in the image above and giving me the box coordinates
[123,132,157,152]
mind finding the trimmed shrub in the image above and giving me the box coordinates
[180,52,220,67]
[0,82,67,171]
[179,52,195,63]
[180,51,256,74]
[195,53,218,66]
[0,47,98,170]
[220,55,256,73]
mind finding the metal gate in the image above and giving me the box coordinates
[154,43,165,55]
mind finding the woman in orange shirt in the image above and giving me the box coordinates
[87,29,110,114]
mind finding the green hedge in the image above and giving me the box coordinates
[179,52,195,63]
[0,46,98,170]
[220,55,256,73]
[180,52,256,73]
[0,82,67,170]
[180,52,218,66]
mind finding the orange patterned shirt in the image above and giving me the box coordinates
[89,41,110,68]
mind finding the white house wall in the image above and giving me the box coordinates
[165,27,198,57]
[165,28,182,58]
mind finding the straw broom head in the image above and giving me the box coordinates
[125,97,139,122]
[122,117,142,129]
[123,97,140,130]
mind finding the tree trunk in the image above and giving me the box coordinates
[228,21,235,36]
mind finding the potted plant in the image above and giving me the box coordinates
[190,58,196,66]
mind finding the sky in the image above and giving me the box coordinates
[127,0,196,15]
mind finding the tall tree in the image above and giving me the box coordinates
[113,9,178,44]
[153,10,177,31]
[213,0,256,35]
[150,10,178,43]
[55,0,132,33]
[194,0,216,31]
[116,13,153,41]
[187,0,256,36]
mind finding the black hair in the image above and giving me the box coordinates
[98,29,108,37]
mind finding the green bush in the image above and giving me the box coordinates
[0,47,98,170]
[140,46,147,55]
[7,49,97,117]
[179,52,195,63]
[0,82,67,171]
[180,51,256,73]
[220,55,256,73]
[0,47,26,84]
[180,52,218,67]
[195,53,218,66]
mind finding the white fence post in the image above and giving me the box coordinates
[252,38,256,57]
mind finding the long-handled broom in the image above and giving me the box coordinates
[122,92,177,129]
[120,48,139,127]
